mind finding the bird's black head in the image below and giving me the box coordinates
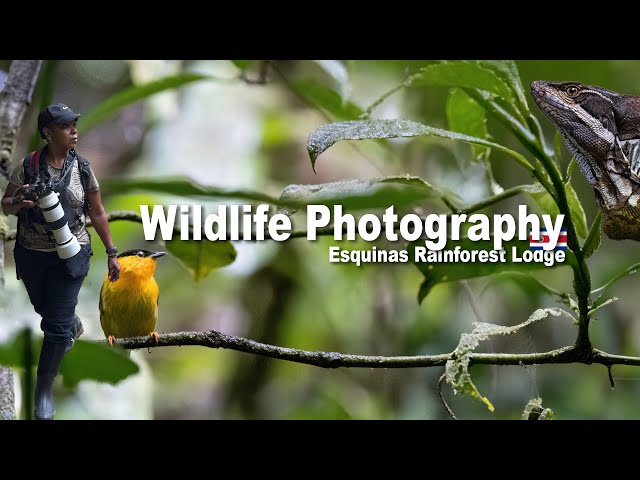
[118,249,167,259]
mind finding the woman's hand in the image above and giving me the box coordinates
[10,184,36,207]
[1,184,36,216]
[108,256,120,282]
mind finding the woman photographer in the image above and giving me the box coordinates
[1,103,120,420]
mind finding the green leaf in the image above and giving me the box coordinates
[312,60,351,103]
[0,328,138,388]
[527,182,588,239]
[566,157,577,182]
[446,88,489,161]
[591,261,640,301]
[102,175,440,215]
[60,340,139,388]
[527,189,556,218]
[101,177,283,205]
[0,328,32,368]
[583,210,602,258]
[588,296,618,318]
[278,176,437,216]
[361,60,524,121]
[461,183,543,215]
[292,79,363,120]
[481,270,567,299]
[447,308,571,412]
[412,236,575,304]
[78,73,211,133]
[476,60,530,118]
[408,61,515,108]
[307,119,533,174]
[166,238,237,281]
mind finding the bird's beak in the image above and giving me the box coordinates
[150,251,167,259]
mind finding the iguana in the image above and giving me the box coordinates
[531,80,640,240]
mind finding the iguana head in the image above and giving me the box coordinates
[531,80,640,240]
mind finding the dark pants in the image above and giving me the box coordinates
[14,243,92,344]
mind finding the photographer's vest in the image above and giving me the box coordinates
[17,146,92,248]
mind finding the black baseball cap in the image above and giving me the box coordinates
[38,103,81,139]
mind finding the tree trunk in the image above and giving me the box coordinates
[0,60,42,420]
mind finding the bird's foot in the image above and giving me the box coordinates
[107,335,117,346]
[148,331,159,353]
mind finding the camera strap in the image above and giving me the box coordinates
[53,152,75,192]
[26,146,73,188]
[28,147,45,180]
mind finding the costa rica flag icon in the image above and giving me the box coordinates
[530,228,567,250]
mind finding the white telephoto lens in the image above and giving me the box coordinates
[51,225,81,259]
[37,191,81,259]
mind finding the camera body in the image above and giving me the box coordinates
[23,176,54,202]
[25,177,81,260]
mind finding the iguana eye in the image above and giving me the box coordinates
[566,86,579,97]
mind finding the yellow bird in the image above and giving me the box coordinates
[99,249,166,348]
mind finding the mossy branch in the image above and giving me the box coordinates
[105,330,640,369]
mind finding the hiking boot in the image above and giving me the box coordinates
[34,338,72,420]
[65,314,85,353]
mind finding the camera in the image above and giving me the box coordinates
[23,176,54,202]
[24,177,81,260]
